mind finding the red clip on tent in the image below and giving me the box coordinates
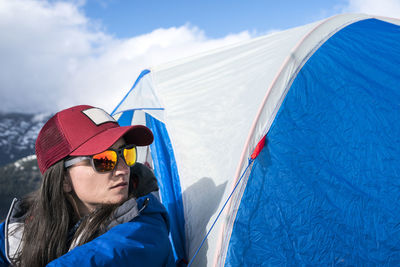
[112,13,400,266]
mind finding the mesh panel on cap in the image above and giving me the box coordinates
[35,116,71,174]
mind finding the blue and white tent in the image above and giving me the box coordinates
[112,13,400,266]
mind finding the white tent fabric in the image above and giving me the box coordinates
[112,13,400,266]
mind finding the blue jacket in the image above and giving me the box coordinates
[0,224,6,266]
[0,194,175,266]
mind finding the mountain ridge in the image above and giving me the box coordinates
[0,112,51,167]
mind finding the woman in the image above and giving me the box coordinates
[0,105,175,266]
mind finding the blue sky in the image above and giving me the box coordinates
[81,0,346,38]
[1,0,400,113]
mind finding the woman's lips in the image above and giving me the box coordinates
[110,181,128,189]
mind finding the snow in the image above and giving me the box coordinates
[0,112,49,166]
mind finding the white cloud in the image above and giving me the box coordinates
[342,0,400,18]
[0,0,252,114]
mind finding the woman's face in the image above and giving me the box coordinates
[65,138,130,216]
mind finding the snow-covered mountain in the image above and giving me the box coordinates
[0,112,51,167]
[0,112,51,219]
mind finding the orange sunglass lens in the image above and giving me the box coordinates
[123,147,137,166]
[92,150,117,172]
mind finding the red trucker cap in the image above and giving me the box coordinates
[35,105,153,174]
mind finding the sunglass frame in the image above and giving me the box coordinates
[64,144,137,173]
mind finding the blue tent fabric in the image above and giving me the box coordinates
[225,19,400,266]
[145,114,187,263]
[113,70,187,263]
[116,109,134,126]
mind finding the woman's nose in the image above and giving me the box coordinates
[115,156,130,173]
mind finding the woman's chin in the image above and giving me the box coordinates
[107,192,129,205]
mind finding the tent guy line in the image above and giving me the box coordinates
[187,157,255,266]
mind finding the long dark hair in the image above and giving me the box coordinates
[14,160,129,267]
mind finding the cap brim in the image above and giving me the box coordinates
[70,125,153,156]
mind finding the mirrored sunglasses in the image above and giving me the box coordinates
[64,145,137,173]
